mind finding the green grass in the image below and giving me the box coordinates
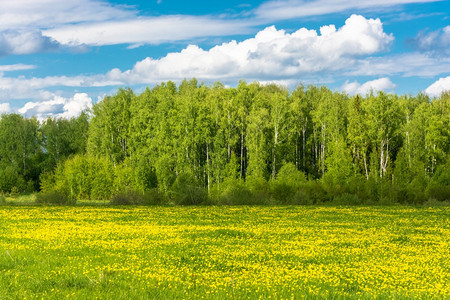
[3,193,37,205]
[0,206,448,299]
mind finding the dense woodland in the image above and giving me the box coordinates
[1,79,449,204]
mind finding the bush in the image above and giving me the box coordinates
[216,179,254,205]
[35,191,75,205]
[142,188,167,205]
[10,186,20,198]
[422,198,450,207]
[0,165,26,194]
[271,163,308,204]
[111,190,139,205]
[426,162,450,202]
[330,193,362,205]
[270,182,295,204]
[110,189,168,206]
[0,194,6,205]
[302,181,329,204]
[290,189,313,205]
[245,176,271,205]
[170,172,208,205]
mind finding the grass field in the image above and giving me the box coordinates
[0,206,448,299]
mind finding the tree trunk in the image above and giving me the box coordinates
[302,126,306,171]
[240,132,244,179]
[273,126,278,180]
[206,142,210,192]
[363,153,369,180]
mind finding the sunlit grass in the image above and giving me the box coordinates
[0,206,448,299]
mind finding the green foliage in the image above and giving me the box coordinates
[215,178,254,205]
[110,188,167,206]
[302,181,330,204]
[170,172,209,205]
[271,162,307,204]
[0,166,26,193]
[35,191,75,205]
[330,193,363,205]
[142,188,167,205]
[40,155,114,201]
[113,162,141,195]
[9,186,20,198]
[87,88,134,164]
[0,81,448,205]
[110,190,143,205]
[245,175,271,205]
[426,160,450,201]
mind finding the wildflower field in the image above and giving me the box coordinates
[0,206,448,299]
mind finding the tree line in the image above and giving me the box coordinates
[1,79,449,204]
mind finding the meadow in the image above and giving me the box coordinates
[0,206,448,299]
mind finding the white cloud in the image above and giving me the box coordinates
[0,0,135,28]
[0,64,36,72]
[255,0,440,21]
[0,29,59,56]
[342,77,396,95]
[0,15,447,103]
[106,15,393,83]
[0,0,136,55]
[409,26,450,56]
[0,15,395,93]
[1,0,251,50]
[0,103,10,114]
[346,53,450,77]
[44,16,253,46]
[425,76,450,97]
[0,0,443,55]
[18,93,92,120]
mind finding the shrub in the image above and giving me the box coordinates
[302,181,330,204]
[35,191,75,205]
[142,188,168,205]
[170,172,208,205]
[245,176,271,205]
[0,194,6,205]
[110,190,139,205]
[271,163,308,204]
[426,162,450,202]
[110,189,168,206]
[270,182,295,204]
[290,189,313,205]
[10,186,20,198]
[217,179,254,205]
[422,198,450,207]
[0,165,26,194]
[40,155,115,201]
[331,193,362,205]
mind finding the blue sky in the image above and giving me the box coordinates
[0,0,449,119]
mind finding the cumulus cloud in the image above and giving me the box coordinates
[255,0,440,21]
[1,15,447,103]
[0,29,59,56]
[425,76,450,97]
[1,15,394,92]
[408,26,450,56]
[342,78,396,95]
[105,15,393,83]
[18,93,92,120]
